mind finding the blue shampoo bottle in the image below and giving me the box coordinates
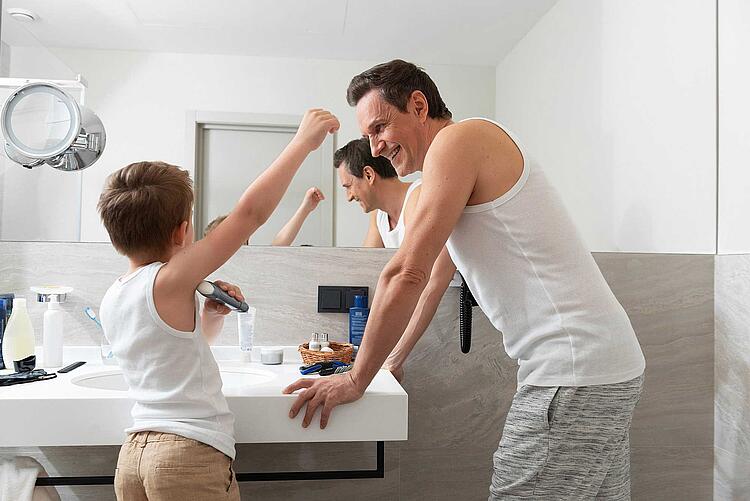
[349,295,369,346]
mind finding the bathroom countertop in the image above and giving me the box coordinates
[0,346,407,447]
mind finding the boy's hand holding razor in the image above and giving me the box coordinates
[203,280,245,316]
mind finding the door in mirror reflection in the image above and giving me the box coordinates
[197,116,334,246]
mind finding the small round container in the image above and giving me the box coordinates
[260,347,284,365]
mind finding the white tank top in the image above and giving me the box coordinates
[376,179,422,248]
[99,262,235,458]
[446,118,645,387]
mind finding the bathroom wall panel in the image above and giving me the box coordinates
[714,254,750,498]
[631,446,714,500]
[595,253,715,448]
[0,243,715,499]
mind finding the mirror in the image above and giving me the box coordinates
[9,86,74,153]
[2,82,106,171]
[0,0,556,245]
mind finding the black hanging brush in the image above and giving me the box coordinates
[459,276,478,354]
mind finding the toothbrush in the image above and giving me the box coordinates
[83,306,103,329]
[85,307,115,361]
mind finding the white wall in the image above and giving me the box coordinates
[718,0,750,254]
[7,46,77,80]
[49,49,495,247]
[495,0,716,253]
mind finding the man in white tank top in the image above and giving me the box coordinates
[334,137,421,248]
[286,61,646,500]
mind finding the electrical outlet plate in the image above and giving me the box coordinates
[317,286,369,313]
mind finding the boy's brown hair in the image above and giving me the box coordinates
[204,214,228,238]
[98,161,193,257]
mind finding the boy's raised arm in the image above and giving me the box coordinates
[165,109,339,290]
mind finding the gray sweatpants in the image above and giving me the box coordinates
[489,374,644,500]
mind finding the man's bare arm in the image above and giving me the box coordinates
[383,247,456,380]
[362,211,385,247]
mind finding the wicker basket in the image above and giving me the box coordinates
[298,341,353,365]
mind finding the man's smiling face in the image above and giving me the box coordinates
[337,163,375,213]
[356,90,427,176]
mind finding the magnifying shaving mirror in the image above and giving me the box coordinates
[1,82,106,171]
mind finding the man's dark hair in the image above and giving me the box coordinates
[333,138,397,179]
[347,59,452,120]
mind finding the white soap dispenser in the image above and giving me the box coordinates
[31,286,72,368]
[1,297,36,372]
[42,297,64,367]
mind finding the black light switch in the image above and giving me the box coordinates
[319,288,342,310]
[318,286,369,313]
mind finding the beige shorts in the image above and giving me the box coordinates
[114,431,239,501]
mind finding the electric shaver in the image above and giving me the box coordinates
[197,280,249,312]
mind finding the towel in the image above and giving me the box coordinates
[0,457,60,501]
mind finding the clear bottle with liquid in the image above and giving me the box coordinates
[319,332,330,350]
[237,306,256,362]
[2,298,36,371]
[308,332,321,351]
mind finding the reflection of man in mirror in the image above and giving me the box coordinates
[286,59,646,499]
[204,187,325,246]
[334,138,420,248]
[335,137,459,382]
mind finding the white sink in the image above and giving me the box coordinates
[71,368,275,391]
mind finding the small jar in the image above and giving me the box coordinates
[319,332,330,350]
[260,347,284,365]
[309,332,321,351]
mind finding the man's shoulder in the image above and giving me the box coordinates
[426,120,501,169]
[432,119,501,151]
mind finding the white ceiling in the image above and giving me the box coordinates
[1,0,558,66]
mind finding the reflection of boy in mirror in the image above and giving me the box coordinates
[334,138,420,248]
[204,186,325,246]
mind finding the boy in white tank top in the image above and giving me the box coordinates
[97,109,339,501]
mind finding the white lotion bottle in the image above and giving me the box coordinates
[2,298,35,370]
[42,297,64,367]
